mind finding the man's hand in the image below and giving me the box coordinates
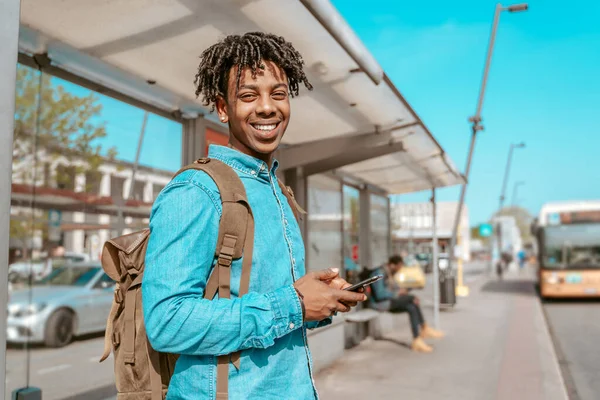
[322,269,364,308]
[413,296,420,305]
[294,269,367,322]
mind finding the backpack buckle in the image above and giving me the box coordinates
[114,289,124,304]
[218,253,233,267]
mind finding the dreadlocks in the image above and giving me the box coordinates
[194,32,313,111]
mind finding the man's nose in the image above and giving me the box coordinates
[256,95,276,116]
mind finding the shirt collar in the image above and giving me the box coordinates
[208,144,279,181]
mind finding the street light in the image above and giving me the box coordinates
[495,142,526,262]
[499,142,526,211]
[511,180,525,207]
[449,3,528,295]
[507,3,529,12]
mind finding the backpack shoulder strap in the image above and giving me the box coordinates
[277,180,307,223]
[174,157,253,298]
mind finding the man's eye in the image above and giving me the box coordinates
[273,92,288,99]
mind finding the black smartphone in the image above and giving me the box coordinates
[343,275,384,292]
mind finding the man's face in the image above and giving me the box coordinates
[216,60,290,163]
[389,262,402,274]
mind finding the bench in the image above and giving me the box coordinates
[344,308,384,339]
[344,308,380,323]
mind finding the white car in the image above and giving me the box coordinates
[7,262,114,348]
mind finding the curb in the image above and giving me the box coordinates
[536,295,571,400]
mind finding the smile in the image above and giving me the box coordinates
[250,122,281,138]
[251,123,279,131]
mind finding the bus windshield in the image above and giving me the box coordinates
[542,223,600,269]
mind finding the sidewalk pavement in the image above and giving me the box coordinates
[314,265,568,400]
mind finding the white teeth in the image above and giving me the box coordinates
[253,124,276,131]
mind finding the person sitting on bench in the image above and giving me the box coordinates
[368,255,444,352]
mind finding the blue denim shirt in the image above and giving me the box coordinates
[368,266,395,311]
[142,145,330,400]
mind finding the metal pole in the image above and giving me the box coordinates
[499,144,514,211]
[511,181,524,207]
[431,188,439,329]
[474,3,503,119]
[449,3,503,271]
[117,111,148,235]
[127,111,149,200]
[1,1,21,397]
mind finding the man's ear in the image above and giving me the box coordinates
[216,96,229,124]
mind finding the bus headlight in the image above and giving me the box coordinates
[545,274,559,284]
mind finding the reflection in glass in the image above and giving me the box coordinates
[343,185,360,283]
[308,175,342,273]
[542,224,600,268]
[370,194,389,268]
[7,63,182,399]
[35,266,100,287]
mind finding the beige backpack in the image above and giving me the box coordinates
[99,157,304,400]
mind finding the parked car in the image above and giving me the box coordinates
[8,251,90,283]
[7,261,114,348]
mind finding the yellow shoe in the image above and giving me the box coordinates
[411,337,433,353]
[421,324,445,339]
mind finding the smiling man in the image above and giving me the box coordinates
[142,32,366,400]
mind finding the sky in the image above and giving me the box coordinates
[332,0,600,225]
[43,0,600,227]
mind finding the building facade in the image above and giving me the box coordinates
[391,201,471,261]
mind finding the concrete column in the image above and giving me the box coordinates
[284,167,308,250]
[100,173,111,197]
[431,189,440,329]
[359,186,371,269]
[72,211,85,254]
[386,195,392,261]
[123,177,132,200]
[181,117,206,166]
[72,172,86,254]
[144,181,153,203]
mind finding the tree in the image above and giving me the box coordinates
[13,64,117,185]
[10,64,118,249]
[490,206,534,245]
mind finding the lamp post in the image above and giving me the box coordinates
[511,180,525,207]
[499,142,526,211]
[449,3,528,297]
[495,142,525,259]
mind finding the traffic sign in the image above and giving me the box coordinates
[351,244,359,262]
[479,223,493,237]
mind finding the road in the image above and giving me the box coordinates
[543,299,600,400]
[6,333,116,400]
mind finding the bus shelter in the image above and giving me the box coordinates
[1,0,464,397]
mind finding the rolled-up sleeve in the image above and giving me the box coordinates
[142,179,302,356]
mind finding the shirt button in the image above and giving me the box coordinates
[289,322,295,329]
[250,170,256,175]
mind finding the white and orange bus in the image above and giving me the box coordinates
[533,201,600,299]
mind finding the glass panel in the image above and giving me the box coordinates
[342,185,360,282]
[307,174,342,273]
[7,63,181,399]
[543,224,600,268]
[370,194,389,268]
